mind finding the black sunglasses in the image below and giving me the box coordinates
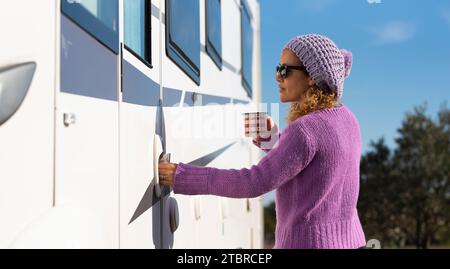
[276,64,308,79]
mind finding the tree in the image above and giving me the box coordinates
[359,138,407,247]
[393,104,450,248]
[359,104,450,248]
[263,201,276,248]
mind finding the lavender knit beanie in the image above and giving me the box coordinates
[284,34,353,99]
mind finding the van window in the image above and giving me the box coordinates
[124,0,152,66]
[206,0,222,70]
[241,1,253,97]
[61,0,119,54]
[166,0,201,85]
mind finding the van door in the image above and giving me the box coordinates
[119,0,165,248]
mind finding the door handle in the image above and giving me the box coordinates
[153,134,171,198]
[0,62,36,126]
[63,112,76,126]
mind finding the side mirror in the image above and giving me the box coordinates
[0,62,36,126]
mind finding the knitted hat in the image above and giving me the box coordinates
[284,34,353,99]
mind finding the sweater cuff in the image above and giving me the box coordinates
[173,163,210,195]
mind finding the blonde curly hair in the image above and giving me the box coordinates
[286,85,339,125]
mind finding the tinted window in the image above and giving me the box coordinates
[206,0,222,69]
[62,0,119,54]
[166,0,200,85]
[241,2,253,97]
[124,0,152,66]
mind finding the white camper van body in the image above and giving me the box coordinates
[0,0,263,249]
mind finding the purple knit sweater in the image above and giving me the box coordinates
[173,105,366,249]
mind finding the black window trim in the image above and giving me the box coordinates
[61,0,119,54]
[205,0,223,70]
[124,0,153,69]
[240,0,253,98]
[165,0,201,86]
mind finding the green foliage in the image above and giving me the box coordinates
[359,103,450,248]
[263,201,276,248]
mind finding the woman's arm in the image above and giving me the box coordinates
[164,122,316,199]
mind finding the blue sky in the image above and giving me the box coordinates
[259,0,450,205]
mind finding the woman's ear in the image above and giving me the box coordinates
[308,78,316,87]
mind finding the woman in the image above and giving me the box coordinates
[159,34,366,249]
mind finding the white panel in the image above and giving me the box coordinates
[55,94,119,248]
[0,0,56,247]
[171,195,199,249]
[119,103,159,248]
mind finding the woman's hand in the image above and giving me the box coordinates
[158,162,178,188]
[252,116,278,146]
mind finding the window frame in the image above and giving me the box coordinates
[165,0,201,86]
[240,1,253,98]
[205,0,223,70]
[61,0,119,54]
[124,0,153,68]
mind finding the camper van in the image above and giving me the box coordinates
[0,0,263,249]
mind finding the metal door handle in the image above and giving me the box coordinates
[63,113,76,126]
[0,62,36,126]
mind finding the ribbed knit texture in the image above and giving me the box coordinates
[174,105,366,249]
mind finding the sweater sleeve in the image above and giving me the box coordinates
[173,122,316,198]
